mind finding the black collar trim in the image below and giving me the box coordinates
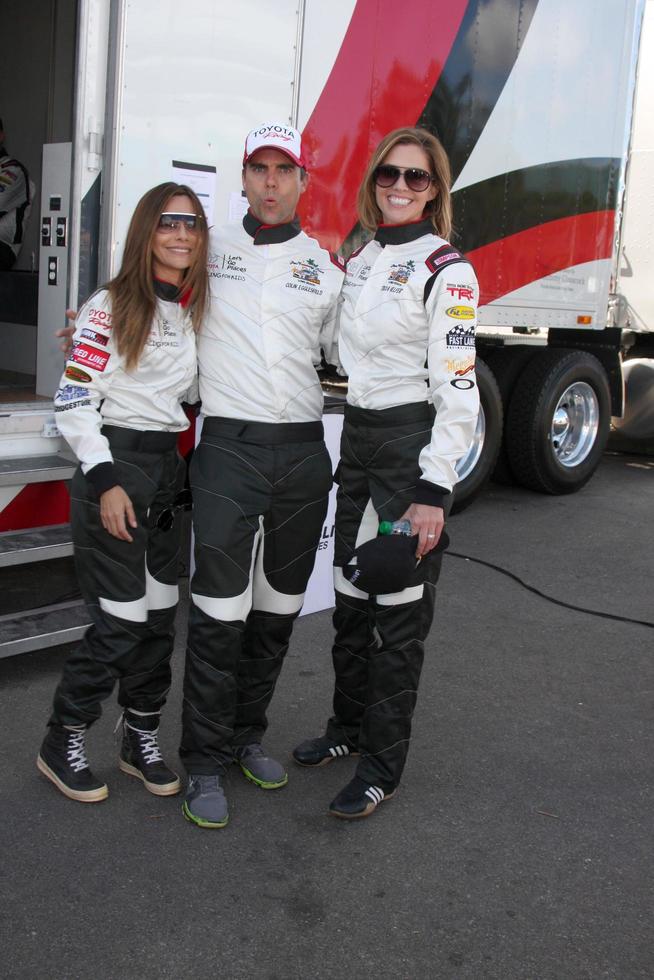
[153,278,180,302]
[375,219,433,246]
[243,210,301,244]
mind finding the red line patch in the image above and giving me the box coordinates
[71,343,110,372]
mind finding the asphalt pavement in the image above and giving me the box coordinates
[1,450,652,980]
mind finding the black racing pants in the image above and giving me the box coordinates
[50,427,186,727]
[325,403,449,790]
[180,417,333,775]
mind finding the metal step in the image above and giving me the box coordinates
[0,523,73,567]
[0,454,76,487]
[0,599,89,659]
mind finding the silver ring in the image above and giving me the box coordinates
[426,533,436,538]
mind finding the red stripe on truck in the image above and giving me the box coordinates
[298,0,468,251]
[0,482,70,533]
[468,210,616,306]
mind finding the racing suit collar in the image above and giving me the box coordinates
[374,218,433,246]
[153,277,181,302]
[243,209,302,244]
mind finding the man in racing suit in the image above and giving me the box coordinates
[180,123,345,828]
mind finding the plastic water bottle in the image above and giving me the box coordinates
[378,519,412,536]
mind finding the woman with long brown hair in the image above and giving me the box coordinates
[37,182,208,804]
[293,127,480,818]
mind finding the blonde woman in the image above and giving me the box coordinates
[294,128,480,818]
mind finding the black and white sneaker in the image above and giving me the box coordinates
[37,725,108,803]
[118,710,181,796]
[329,776,396,819]
[292,735,359,768]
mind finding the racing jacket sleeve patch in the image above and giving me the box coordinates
[425,244,467,273]
[424,247,472,304]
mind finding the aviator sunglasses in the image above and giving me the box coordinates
[157,212,203,233]
[373,165,435,193]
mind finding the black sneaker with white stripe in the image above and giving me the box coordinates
[292,735,359,768]
[329,776,396,819]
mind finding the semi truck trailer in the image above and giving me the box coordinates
[1,0,652,654]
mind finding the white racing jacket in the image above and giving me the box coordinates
[339,220,480,502]
[54,285,197,480]
[198,212,344,423]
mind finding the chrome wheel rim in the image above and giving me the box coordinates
[550,382,599,467]
[456,404,485,482]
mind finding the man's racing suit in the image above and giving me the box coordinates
[179,211,345,775]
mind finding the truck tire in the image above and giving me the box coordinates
[484,348,538,484]
[452,358,503,513]
[506,349,610,494]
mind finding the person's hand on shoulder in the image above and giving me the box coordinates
[55,308,78,355]
[100,486,138,542]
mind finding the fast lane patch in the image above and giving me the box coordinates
[446,325,475,349]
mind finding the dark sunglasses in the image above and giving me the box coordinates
[157,212,203,232]
[156,489,193,531]
[373,165,435,193]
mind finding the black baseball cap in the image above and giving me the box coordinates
[341,530,450,595]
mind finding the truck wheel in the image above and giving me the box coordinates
[484,348,537,484]
[452,358,503,513]
[506,349,610,494]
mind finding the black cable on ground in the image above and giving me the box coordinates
[445,551,654,629]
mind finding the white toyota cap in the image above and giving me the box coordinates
[243,122,306,169]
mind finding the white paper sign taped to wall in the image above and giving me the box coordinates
[171,160,217,226]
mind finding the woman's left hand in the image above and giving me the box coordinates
[399,503,445,558]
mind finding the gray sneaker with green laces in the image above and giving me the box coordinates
[234,744,288,789]
[182,774,229,828]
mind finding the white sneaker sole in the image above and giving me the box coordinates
[118,758,181,796]
[37,754,108,803]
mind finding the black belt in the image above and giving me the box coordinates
[344,402,434,427]
[101,425,179,452]
[202,416,324,445]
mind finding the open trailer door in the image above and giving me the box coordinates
[35,0,111,400]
